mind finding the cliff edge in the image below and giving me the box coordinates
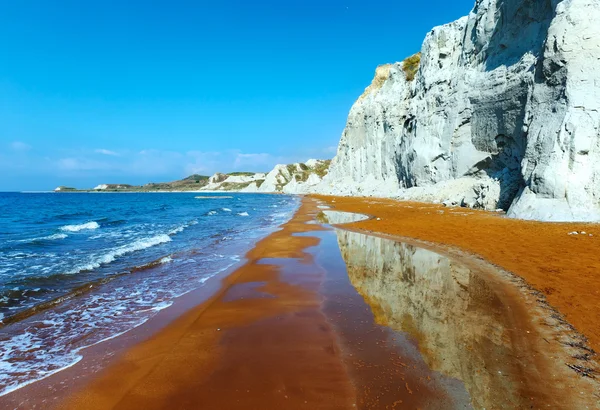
[317,0,600,222]
[65,160,331,194]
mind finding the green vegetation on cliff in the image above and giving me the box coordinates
[220,181,253,191]
[402,53,421,81]
[227,172,255,176]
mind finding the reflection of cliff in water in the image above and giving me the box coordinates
[335,229,542,409]
[316,210,369,225]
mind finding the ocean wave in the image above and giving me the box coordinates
[0,193,301,396]
[0,336,83,397]
[151,300,172,312]
[16,233,68,243]
[68,234,172,274]
[195,196,233,199]
[169,226,185,235]
[168,220,198,235]
[41,233,68,241]
[0,254,236,397]
[60,221,100,232]
[0,287,49,310]
[207,210,217,216]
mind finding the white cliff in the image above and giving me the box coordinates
[316,0,600,222]
[200,159,331,194]
[77,161,331,193]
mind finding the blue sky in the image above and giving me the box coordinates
[0,0,474,191]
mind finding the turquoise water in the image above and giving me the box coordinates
[0,192,298,395]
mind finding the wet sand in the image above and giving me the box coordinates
[3,196,599,409]
[49,198,465,409]
[312,195,600,357]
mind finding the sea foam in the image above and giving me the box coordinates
[17,233,68,243]
[60,221,100,232]
[159,256,173,264]
[0,192,300,396]
[69,234,172,274]
[168,220,198,235]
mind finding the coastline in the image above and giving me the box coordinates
[2,196,598,408]
[0,193,299,402]
[47,190,285,194]
[312,195,600,355]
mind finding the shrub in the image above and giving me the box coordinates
[359,64,392,100]
[402,53,421,81]
[227,172,255,176]
[183,174,209,181]
[220,181,253,191]
[312,160,331,178]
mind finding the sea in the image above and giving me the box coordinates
[0,192,299,396]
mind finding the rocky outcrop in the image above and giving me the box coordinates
[208,173,228,184]
[316,0,600,221]
[67,160,330,193]
[54,186,77,192]
[201,159,331,193]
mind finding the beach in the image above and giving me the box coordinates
[3,196,598,409]
[4,0,600,406]
[313,195,600,356]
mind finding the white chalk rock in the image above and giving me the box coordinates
[314,0,600,222]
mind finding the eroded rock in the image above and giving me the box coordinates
[316,0,600,222]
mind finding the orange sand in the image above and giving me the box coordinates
[312,195,600,353]
[57,197,453,409]
[59,198,358,409]
[6,195,593,409]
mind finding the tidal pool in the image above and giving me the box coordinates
[320,227,597,409]
[317,210,370,224]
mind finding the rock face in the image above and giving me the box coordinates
[317,0,600,221]
[65,161,331,193]
[208,173,228,184]
[201,159,331,193]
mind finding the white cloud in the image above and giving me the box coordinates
[184,151,223,175]
[50,147,313,182]
[11,141,31,151]
[233,153,272,169]
[126,150,185,176]
[95,148,119,156]
[57,157,112,171]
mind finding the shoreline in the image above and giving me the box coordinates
[312,195,600,356]
[46,191,287,195]
[0,194,300,402]
[2,196,598,408]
